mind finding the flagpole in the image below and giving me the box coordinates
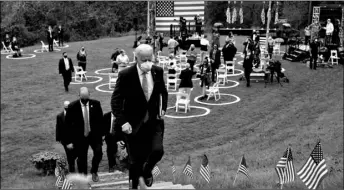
[233,155,243,187]
[147,0,150,37]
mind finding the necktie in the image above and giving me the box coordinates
[83,104,89,137]
[142,72,149,123]
[110,115,115,134]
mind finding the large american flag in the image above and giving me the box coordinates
[275,147,295,185]
[297,142,328,189]
[200,154,210,183]
[238,155,250,179]
[182,156,193,178]
[155,1,205,32]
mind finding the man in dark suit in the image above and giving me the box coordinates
[56,101,77,172]
[59,52,74,92]
[103,111,125,173]
[179,62,196,94]
[222,38,237,62]
[210,44,221,82]
[57,25,64,47]
[243,37,254,87]
[47,25,54,52]
[65,87,104,182]
[111,44,168,189]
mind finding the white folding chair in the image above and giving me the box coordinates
[166,73,178,91]
[273,43,281,55]
[41,41,49,52]
[179,54,188,70]
[74,66,87,82]
[175,88,193,113]
[158,56,168,70]
[53,39,59,47]
[108,73,118,89]
[225,60,235,75]
[329,50,339,65]
[217,67,228,85]
[206,82,221,101]
[2,41,13,53]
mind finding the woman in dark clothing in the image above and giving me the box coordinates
[209,44,221,82]
[76,47,87,71]
[179,62,196,94]
[243,37,254,87]
[199,57,212,99]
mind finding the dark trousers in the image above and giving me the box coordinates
[62,144,77,173]
[58,35,63,46]
[310,56,317,70]
[62,73,72,91]
[126,120,164,189]
[48,39,54,51]
[78,62,86,71]
[325,35,332,45]
[305,36,310,45]
[187,59,196,72]
[75,135,103,175]
[105,134,118,169]
[159,42,163,51]
[244,68,252,86]
[211,64,218,82]
[268,47,273,59]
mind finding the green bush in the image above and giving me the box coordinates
[29,151,67,176]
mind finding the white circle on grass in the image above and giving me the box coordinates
[237,60,243,65]
[33,48,61,53]
[194,93,241,106]
[226,69,244,77]
[6,54,36,59]
[70,76,103,84]
[54,44,69,48]
[164,106,210,118]
[217,80,240,89]
[94,68,114,75]
[95,83,114,93]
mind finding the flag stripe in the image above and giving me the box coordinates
[156,1,205,32]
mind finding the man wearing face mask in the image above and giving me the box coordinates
[64,87,104,182]
[56,101,77,173]
[111,44,168,189]
[58,52,75,92]
[222,38,237,62]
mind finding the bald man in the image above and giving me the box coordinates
[56,101,77,173]
[65,87,104,182]
[111,44,168,189]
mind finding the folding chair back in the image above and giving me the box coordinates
[330,50,339,65]
[225,61,235,75]
[166,73,178,91]
[108,73,118,89]
[74,66,87,82]
[41,41,49,52]
[175,88,193,113]
[217,67,228,85]
[206,82,221,101]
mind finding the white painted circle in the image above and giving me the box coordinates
[54,44,70,48]
[194,93,241,106]
[94,68,114,75]
[6,54,36,59]
[1,50,11,55]
[164,105,211,119]
[217,80,240,89]
[33,48,61,53]
[236,52,243,55]
[226,69,244,77]
[237,60,243,65]
[70,76,103,84]
[95,83,113,93]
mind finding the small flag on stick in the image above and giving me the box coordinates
[233,155,249,186]
[171,161,176,175]
[200,154,210,183]
[55,175,64,188]
[182,156,193,178]
[152,165,161,177]
[297,141,328,190]
[275,147,295,187]
[61,178,73,189]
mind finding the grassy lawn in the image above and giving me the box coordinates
[1,34,343,189]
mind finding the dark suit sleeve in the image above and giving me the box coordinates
[58,59,63,74]
[69,58,74,72]
[63,105,75,145]
[111,71,128,130]
[159,68,168,112]
[95,101,104,139]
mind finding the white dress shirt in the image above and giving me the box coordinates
[326,23,334,35]
[110,113,115,133]
[136,64,154,100]
[80,101,90,132]
[64,58,70,71]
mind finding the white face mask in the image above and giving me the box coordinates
[140,61,153,72]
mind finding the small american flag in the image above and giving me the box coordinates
[297,141,328,189]
[275,147,295,185]
[232,7,237,23]
[238,155,249,178]
[171,160,176,175]
[239,6,243,24]
[226,7,231,24]
[182,156,193,178]
[152,165,161,177]
[199,154,210,183]
[261,7,265,25]
[55,175,64,188]
[61,178,73,189]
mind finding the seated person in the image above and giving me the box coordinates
[115,49,129,72]
[4,33,11,48]
[11,37,22,57]
[111,48,120,72]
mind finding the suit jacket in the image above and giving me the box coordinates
[243,42,254,70]
[64,99,104,145]
[56,111,66,144]
[222,43,237,61]
[103,111,123,141]
[179,68,195,88]
[58,28,64,37]
[111,64,168,136]
[47,30,54,41]
[59,58,74,76]
[210,49,221,68]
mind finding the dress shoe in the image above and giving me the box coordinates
[92,173,99,182]
[142,163,153,187]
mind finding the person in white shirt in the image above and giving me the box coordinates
[116,49,130,72]
[324,18,334,45]
[167,36,179,55]
[200,34,210,65]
